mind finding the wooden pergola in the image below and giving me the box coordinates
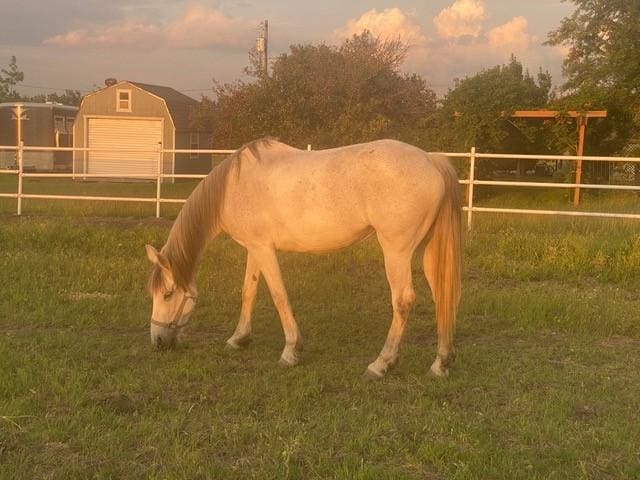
[508,110,608,205]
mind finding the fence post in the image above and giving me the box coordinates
[467,146,476,231]
[155,142,162,218]
[17,140,24,216]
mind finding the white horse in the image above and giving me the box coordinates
[146,138,462,378]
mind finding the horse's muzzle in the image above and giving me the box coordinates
[150,323,178,350]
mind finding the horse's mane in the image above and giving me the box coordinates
[149,137,278,292]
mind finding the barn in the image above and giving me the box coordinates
[73,80,211,179]
[0,102,78,171]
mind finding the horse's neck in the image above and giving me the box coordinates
[163,176,222,287]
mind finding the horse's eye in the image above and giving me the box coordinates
[163,290,174,300]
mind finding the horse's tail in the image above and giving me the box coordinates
[424,155,462,364]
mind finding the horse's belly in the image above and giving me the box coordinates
[273,221,374,253]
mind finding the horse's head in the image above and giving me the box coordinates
[145,245,197,349]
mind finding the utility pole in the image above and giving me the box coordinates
[263,20,268,78]
[256,20,269,77]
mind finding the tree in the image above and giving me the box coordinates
[197,32,438,149]
[438,56,552,153]
[433,56,554,178]
[546,0,640,97]
[0,55,24,101]
[28,89,83,107]
[546,0,639,174]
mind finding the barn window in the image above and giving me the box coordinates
[54,116,66,133]
[190,133,199,159]
[66,117,75,133]
[117,89,132,112]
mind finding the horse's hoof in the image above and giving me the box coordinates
[224,340,241,351]
[225,336,251,351]
[429,362,449,378]
[363,367,384,381]
[278,357,298,368]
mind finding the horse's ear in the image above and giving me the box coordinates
[145,245,171,271]
[145,244,160,263]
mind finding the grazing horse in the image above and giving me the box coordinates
[146,138,462,378]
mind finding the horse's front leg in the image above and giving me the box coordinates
[226,252,260,349]
[250,246,303,367]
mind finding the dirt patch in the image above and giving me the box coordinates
[599,335,640,348]
[95,393,140,415]
[72,216,173,229]
[69,292,116,301]
[69,291,116,301]
[0,214,173,229]
[572,403,601,421]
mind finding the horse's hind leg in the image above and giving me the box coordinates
[366,248,415,379]
[226,252,260,349]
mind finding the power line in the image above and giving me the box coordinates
[17,83,93,93]
[17,83,214,95]
[178,88,214,93]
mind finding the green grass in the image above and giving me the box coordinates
[2,171,639,218]
[474,185,640,215]
[1,201,640,478]
[0,174,200,217]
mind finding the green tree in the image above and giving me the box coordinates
[199,32,437,149]
[438,56,552,153]
[434,56,553,178]
[544,87,633,156]
[28,89,83,106]
[0,55,24,101]
[546,0,640,97]
[546,0,639,178]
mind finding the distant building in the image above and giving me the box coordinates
[0,102,78,171]
[73,80,212,179]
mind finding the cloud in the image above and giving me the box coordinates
[44,5,254,50]
[334,8,428,47]
[45,21,163,48]
[487,16,530,52]
[165,5,254,48]
[433,0,486,39]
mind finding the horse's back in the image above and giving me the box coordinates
[222,139,455,252]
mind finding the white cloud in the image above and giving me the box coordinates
[44,21,163,48]
[44,5,253,50]
[433,0,486,39]
[165,5,254,48]
[487,16,530,52]
[334,8,428,47]
[334,3,564,95]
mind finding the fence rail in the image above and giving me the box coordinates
[1,143,639,228]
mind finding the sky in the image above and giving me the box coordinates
[0,0,575,99]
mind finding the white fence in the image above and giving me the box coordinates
[1,143,639,229]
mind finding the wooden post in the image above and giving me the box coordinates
[573,116,587,206]
[506,110,606,207]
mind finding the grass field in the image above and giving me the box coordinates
[1,187,640,478]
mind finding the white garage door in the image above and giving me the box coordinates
[87,118,162,178]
